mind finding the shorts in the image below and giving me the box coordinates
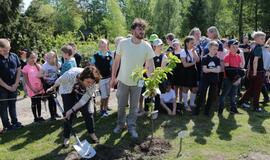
[99,78,111,99]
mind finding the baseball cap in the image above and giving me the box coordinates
[172,39,180,44]
[152,38,163,46]
[149,34,159,43]
[228,39,239,46]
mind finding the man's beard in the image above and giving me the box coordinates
[135,33,144,40]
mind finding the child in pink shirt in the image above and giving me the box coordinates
[22,51,45,122]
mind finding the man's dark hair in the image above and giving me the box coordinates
[166,33,175,41]
[131,18,148,30]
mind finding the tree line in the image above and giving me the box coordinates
[0,0,269,53]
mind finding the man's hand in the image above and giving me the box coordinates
[110,78,117,88]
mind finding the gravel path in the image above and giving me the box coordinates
[0,91,118,128]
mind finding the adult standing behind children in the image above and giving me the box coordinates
[91,39,113,117]
[110,18,155,140]
[0,38,23,132]
[239,31,266,112]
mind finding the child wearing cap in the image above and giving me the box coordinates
[219,39,243,115]
[240,31,267,112]
[194,41,220,116]
[91,39,113,117]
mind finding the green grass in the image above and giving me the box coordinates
[1,105,270,160]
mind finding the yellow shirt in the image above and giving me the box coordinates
[116,38,155,86]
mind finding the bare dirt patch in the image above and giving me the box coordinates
[64,137,172,160]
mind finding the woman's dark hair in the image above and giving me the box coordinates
[131,18,148,30]
[166,33,175,41]
[79,66,101,83]
[61,45,74,56]
[183,36,195,62]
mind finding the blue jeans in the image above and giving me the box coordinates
[219,78,239,112]
[0,87,18,128]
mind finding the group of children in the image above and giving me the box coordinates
[18,26,270,124]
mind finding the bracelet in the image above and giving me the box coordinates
[71,108,76,113]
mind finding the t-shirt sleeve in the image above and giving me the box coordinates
[90,54,96,64]
[21,65,28,74]
[171,90,176,99]
[254,46,263,57]
[201,57,208,66]
[116,41,122,56]
[224,55,229,64]
[146,46,155,60]
[180,50,187,58]
[15,54,21,68]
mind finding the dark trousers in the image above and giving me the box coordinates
[0,87,18,129]
[196,80,218,114]
[43,83,57,118]
[61,93,94,138]
[219,78,239,112]
[31,95,42,119]
[241,72,265,108]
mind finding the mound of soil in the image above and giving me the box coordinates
[134,137,172,157]
[65,137,172,160]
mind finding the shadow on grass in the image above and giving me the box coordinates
[33,145,66,160]
[246,107,270,134]
[190,113,215,145]
[7,120,62,151]
[216,113,239,140]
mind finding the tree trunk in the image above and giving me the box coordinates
[238,0,243,41]
[255,0,258,31]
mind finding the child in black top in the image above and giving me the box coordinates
[194,41,220,116]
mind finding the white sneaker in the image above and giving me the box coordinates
[242,103,250,108]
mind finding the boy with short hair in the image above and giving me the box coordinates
[91,39,112,117]
[60,45,77,75]
[240,31,266,112]
[219,39,243,115]
[194,41,220,116]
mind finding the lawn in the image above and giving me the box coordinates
[0,104,270,160]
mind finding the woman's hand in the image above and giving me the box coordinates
[65,109,73,120]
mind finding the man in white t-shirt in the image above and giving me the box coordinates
[110,18,155,139]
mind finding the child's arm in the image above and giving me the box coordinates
[160,98,172,115]
[181,57,196,68]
